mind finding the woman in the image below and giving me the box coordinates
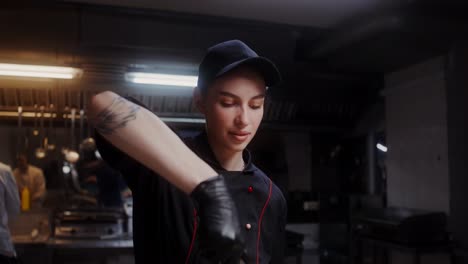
[89,40,287,263]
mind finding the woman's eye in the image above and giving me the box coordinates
[220,101,235,107]
[250,100,264,109]
[250,105,263,110]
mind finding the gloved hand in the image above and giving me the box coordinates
[190,175,244,262]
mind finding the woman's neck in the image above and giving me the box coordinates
[208,140,244,171]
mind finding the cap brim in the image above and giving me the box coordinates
[214,57,282,88]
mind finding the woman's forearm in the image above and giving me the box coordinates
[87,91,217,194]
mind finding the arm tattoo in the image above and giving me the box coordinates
[94,96,140,135]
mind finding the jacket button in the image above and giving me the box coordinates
[245,223,252,230]
[248,186,253,193]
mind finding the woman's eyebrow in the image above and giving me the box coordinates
[218,91,237,99]
[218,91,266,100]
[251,94,266,100]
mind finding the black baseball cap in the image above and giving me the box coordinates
[197,40,281,91]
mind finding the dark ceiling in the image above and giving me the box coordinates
[0,1,466,133]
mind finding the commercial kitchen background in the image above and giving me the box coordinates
[0,1,467,264]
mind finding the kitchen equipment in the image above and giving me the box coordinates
[52,208,127,239]
[352,207,448,245]
[122,198,133,236]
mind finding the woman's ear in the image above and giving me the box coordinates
[193,86,205,114]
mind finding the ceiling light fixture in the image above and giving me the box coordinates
[376,143,388,152]
[125,72,197,87]
[0,63,82,79]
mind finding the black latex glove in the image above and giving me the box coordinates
[191,175,244,262]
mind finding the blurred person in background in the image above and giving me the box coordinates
[0,162,20,264]
[77,138,127,208]
[13,154,46,205]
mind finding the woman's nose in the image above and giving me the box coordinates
[234,107,249,127]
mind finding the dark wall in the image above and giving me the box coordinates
[385,57,450,213]
[447,38,468,257]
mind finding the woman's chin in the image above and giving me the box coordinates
[226,140,249,152]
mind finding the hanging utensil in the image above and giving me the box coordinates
[15,90,28,153]
[35,105,46,159]
[17,106,23,153]
[78,108,97,160]
[71,107,76,150]
[40,105,46,146]
[79,109,84,143]
[47,104,56,151]
[79,108,87,152]
[65,107,79,163]
[81,94,96,150]
[33,104,39,136]
[46,88,56,151]
[62,105,70,155]
[79,100,98,159]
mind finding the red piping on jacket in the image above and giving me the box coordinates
[256,179,272,264]
[185,209,198,264]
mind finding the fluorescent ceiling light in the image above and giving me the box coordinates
[376,143,388,152]
[126,72,197,87]
[0,63,82,79]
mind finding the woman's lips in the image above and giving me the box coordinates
[229,131,250,142]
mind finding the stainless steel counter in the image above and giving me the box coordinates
[10,209,51,245]
[11,209,133,248]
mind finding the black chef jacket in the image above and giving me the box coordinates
[95,130,287,264]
